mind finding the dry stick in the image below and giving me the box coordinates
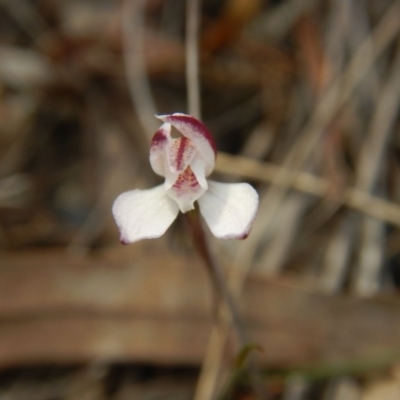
[321,0,389,295]
[352,37,400,296]
[266,9,338,275]
[256,99,312,274]
[347,0,381,104]
[356,53,400,192]
[216,152,400,229]
[319,0,372,294]
[185,0,201,119]
[69,5,162,256]
[262,0,400,239]
[257,5,334,275]
[122,0,159,138]
[233,0,400,303]
[199,2,400,396]
[252,0,400,244]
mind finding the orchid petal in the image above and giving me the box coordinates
[168,137,196,173]
[166,184,206,213]
[149,123,171,177]
[198,181,258,239]
[190,155,208,189]
[163,168,179,191]
[112,185,179,243]
[156,113,216,176]
[166,168,207,213]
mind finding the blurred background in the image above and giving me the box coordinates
[1,0,400,399]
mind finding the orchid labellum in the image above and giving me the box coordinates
[112,113,258,243]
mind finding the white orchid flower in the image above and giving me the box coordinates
[112,113,259,244]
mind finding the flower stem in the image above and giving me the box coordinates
[186,210,268,399]
[185,209,247,348]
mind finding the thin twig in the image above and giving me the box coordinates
[121,0,159,138]
[207,2,400,367]
[204,11,400,373]
[319,0,379,294]
[355,38,400,193]
[228,0,400,288]
[216,152,400,229]
[185,0,201,118]
[253,0,400,239]
[351,37,400,296]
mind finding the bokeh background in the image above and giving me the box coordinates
[1,0,400,399]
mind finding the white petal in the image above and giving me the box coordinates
[190,155,208,189]
[149,123,171,177]
[166,181,206,213]
[198,181,258,239]
[112,185,179,243]
[163,168,179,191]
[167,137,196,173]
[156,114,216,176]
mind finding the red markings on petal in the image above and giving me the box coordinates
[158,113,217,156]
[172,166,199,190]
[168,137,196,173]
[149,123,171,177]
[150,126,168,149]
[166,166,206,213]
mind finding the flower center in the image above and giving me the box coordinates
[173,166,199,190]
[166,166,206,213]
